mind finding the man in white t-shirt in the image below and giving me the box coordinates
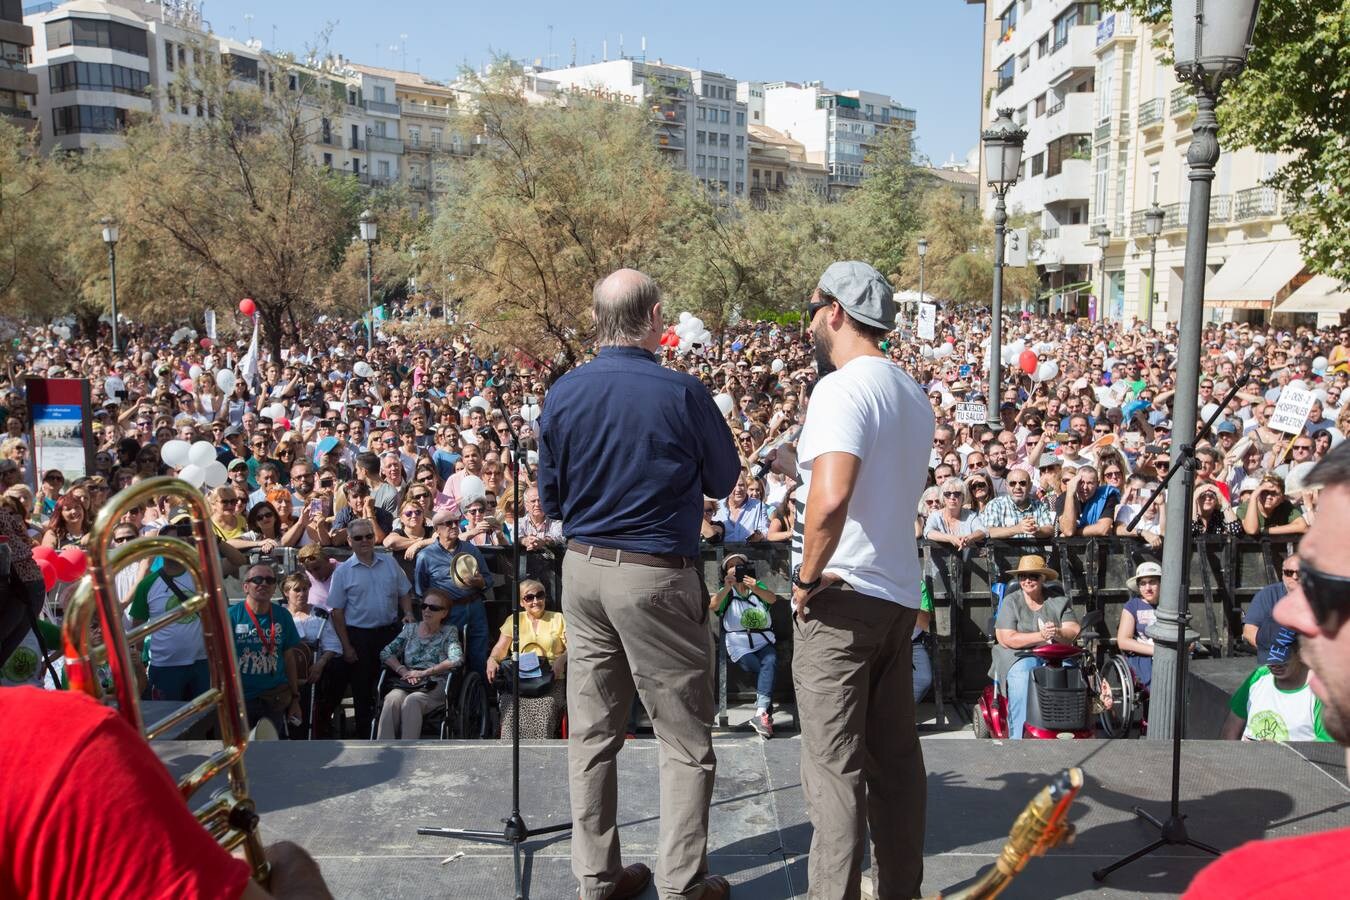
[789,261,933,900]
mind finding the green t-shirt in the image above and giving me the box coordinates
[1230,665,1332,742]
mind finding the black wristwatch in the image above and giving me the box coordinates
[791,564,821,592]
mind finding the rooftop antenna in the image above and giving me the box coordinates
[570,37,576,67]
[244,12,253,40]
[400,34,408,71]
[619,33,624,59]
[547,24,553,69]
[602,39,607,62]
[641,35,646,61]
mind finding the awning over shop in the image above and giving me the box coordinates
[1204,240,1305,310]
[1273,274,1350,315]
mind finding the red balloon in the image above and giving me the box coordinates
[1019,349,1039,375]
[199,337,213,349]
[51,553,78,583]
[239,298,257,316]
[32,545,56,563]
[58,547,88,581]
[36,558,56,592]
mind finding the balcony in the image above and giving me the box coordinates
[1171,87,1196,118]
[363,98,400,116]
[1159,201,1188,231]
[651,104,686,124]
[401,100,453,118]
[349,136,363,150]
[1038,223,1095,266]
[1046,25,1098,87]
[996,74,1015,95]
[656,132,685,151]
[365,134,404,154]
[1047,100,1065,118]
[1043,158,1091,204]
[1235,186,1280,221]
[1042,93,1092,143]
[316,132,340,147]
[1210,194,1233,223]
[1137,97,1165,129]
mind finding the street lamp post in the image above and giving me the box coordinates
[1143,203,1165,327]
[359,209,378,350]
[1149,0,1263,744]
[981,108,1027,429]
[99,218,120,352]
[1094,225,1111,322]
[917,237,928,302]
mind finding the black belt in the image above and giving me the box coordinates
[567,540,695,569]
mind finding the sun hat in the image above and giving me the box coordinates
[1007,554,1059,582]
[1127,561,1163,592]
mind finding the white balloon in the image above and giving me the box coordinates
[771,359,785,374]
[519,404,541,423]
[934,344,953,359]
[1313,356,1329,373]
[265,403,286,420]
[920,345,935,360]
[215,369,236,393]
[679,311,692,323]
[1035,360,1060,383]
[189,365,203,379]
[353,361,374,378]
[469,396,491,412]
[459,475,486,506]
[178,464,206,489]
[161,439,192,468]
[202,355,216,370]
[688,317,704,333]
[188,441,217,467]
[202,460,228,488]
[714,393,735,417]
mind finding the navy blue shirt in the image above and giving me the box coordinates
[414,537,493,601]
[537,345,740,558]
[1244,581,1287,630]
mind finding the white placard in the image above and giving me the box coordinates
[1270,388,1316,435]
[955,402,987,425]
[204,309,217,341]
[917,302,937,341]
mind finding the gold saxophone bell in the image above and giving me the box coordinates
[61,477,270,884]
[450,550,481,589]
[928,767,1083,900]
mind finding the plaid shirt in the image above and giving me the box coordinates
[977,494,1056,537]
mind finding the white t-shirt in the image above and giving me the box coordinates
[794,355,933,608]
[141,572,208,667]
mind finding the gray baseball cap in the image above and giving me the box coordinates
[816,261,895,331]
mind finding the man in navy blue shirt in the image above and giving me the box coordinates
[538,268,738,900]
[414,508,493,678]
[1243,551,1300,648]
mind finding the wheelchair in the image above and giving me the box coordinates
[1096,650,1148,738]
[367,623,490,740]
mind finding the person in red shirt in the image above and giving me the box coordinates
[1185,442,1350,899]
[0,687,330,900]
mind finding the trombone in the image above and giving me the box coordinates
[61,477,270,884]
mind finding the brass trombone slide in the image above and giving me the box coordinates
[60,476,269,883]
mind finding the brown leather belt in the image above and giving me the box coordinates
[567,540,695,569]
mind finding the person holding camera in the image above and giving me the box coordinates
[710,553,779,738]
[461,497,509,548]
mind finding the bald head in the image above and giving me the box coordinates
[593,268,660,348]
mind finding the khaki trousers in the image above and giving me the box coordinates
[562,549,716,900]
[792,587,925,900]
[376,684,446,739]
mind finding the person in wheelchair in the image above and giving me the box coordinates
[1117,561,1161,690]
[487,579,568,741]
[990,555,1082,739]
[376,588,463,739]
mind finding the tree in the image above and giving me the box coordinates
[427,74,680,382]
[844,124,928,280]
[740,181,860,318]
[1110,0,1350,280]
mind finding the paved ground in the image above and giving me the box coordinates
[157,736,1349,899]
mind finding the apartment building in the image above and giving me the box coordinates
[1090,11,1309,326]
[0,0,38,131]
[972,0,1103,313]
[747,80,916,199]
[540,58,748,197]
[746,123,826,205]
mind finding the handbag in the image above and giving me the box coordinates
[393,676,435,692]
[498,654,555,699]
[258,681,296,713]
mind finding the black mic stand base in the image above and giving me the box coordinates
[1091,808,1220,882]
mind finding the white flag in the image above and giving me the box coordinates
[239,315,260,391]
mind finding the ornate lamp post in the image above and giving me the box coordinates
[1094,225,1111,321]
[981,108,1027,429]
[1143,202,1165,327]
[1149,0,1263,743]
[99,218,120,352]
[917,237,928,302]
[359,209,378,350]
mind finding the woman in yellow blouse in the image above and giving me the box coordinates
[487,579,567,740]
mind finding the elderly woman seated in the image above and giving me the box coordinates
[376,588,463,739]
[487,579,568,740]
[989,555,1081,740]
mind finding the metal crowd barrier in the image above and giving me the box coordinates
[250,534,1298,727]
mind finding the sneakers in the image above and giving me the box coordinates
[750,712,773,738]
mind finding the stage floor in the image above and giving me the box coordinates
[157,736,1349,899]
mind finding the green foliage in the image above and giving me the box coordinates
[846,125,927,280]
[1110,0,1350,280]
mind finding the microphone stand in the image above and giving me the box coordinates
[1093,363,1253,882]
[417,380,570,900]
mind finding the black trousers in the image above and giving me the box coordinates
[347,622,400,738]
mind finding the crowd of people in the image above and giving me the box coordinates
[0,304,1346,740]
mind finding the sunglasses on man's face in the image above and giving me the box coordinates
[1300,562,1350,630]
[247,576,277,586]
[349,533,375,542]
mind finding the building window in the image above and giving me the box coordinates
[1047,133,1090,177]
[322,153,332,168]
[49,62,150,96]
[377,160,390,179]
[720,109,729,123]
[164,40,174,71]
[735,181,744,194]
[697,106,706,121]
[696,130,705,144]
[51,104,128,135]
[1031,152,1045,176]
[430,127,441,148]
[996,57,1015,93]
[735,110,745,126]
[408,125,420,146]
[374,86,386,102]
[1037,33,1050,57]
[1018,50,1030,71]
[47,18,150,57]
[719,133,729,148]
[735,135,744,149]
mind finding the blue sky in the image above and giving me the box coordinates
[206,1,986,165]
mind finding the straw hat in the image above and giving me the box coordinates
[1007,554,1059,582]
